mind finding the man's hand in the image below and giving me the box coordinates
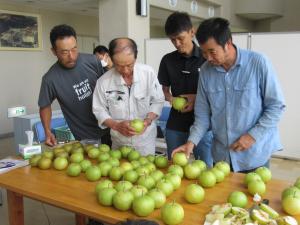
[180,94,196,113]
[168,96,174,106]
[40,106,56,146]
[162,86,173,105]
[139,112,157,135]
[45,132,57,147]
[171,141,195,159]
[140,118,152,134]
[230,134,256,151]
[114,120,137,137]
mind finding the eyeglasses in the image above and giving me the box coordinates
[56,47,78,56]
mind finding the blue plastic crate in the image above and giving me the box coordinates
[54,126,75,142]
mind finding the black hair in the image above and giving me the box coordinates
[93,45,109,55]
[165,11,193,36]
[50,24,77,48]
[108,38,138,59]
[196,17,232,48]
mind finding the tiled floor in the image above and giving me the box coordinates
[270,157,300,181]
[0,137,299,225]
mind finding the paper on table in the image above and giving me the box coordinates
[0,157,29,174]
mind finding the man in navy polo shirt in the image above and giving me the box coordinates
[158,12,213,167]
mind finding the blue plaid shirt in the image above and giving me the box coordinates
[189,47,285,172]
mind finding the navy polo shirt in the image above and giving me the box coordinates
[158,44,206,132]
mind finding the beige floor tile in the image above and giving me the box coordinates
[270,157,300,182]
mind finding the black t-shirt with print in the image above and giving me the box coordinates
[38,53,105,140]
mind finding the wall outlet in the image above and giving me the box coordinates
[8,106,26,118]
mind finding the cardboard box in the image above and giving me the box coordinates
[19,144,41,159]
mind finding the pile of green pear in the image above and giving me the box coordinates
[244,167,272,197]
[30,142,237,224]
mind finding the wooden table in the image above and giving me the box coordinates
[0,165,299,225]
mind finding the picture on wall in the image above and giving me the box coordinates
[0,10,42,50]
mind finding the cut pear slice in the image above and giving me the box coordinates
[283,216,298,225]
[243,216,254,224]
[231,206,249,217]
[206,213,225,223]
[211,220,221,225]
[229,214,250,225]
[276,216,298,225]
[251,209,270,225]
[259,203,279,219]
[212,203,232,216]
[220,217,234,225]
[268,219,278,225]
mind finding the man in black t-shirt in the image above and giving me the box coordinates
[158,12,213,166]
[38,24,111,147]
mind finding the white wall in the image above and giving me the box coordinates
[250,32,300,159]
[127,0,150,63]
[99,0,150,63]
[0,3,99,135]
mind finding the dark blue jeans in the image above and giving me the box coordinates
[165,129,213,167]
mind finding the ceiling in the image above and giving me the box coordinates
[0,0,99,16]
